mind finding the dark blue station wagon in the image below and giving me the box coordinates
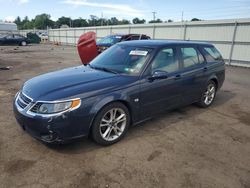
[13,40,225,145]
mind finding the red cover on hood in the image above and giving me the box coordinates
[77,32,98,64]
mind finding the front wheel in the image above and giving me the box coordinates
[20,41,27,46]
[91,102,130,145]
[197,80,217,108]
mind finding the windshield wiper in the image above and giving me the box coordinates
[89,65,119,74]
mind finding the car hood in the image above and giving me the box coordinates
[22,66,137,101]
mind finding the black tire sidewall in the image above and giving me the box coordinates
[91,102,130,146]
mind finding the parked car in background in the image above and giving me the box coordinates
[39,33,48,41]
[0,34,28,46]
[97,34,150,53]
[13,40,225,146]
[77,32,151,64]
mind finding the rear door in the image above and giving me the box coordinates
[199,45,225,89]
[14,34,24,45]
[177,45,207,104]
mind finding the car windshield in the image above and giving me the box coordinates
[90,44,153,75]
[97,35,122,45]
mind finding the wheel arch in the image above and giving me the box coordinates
[88,96,133,135]
[206,73,218,88]
[209,76,219,90]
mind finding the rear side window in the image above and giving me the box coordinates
[6,35,14,39]
[202,46,223,62]
[14,35,23,39]
[141,35,150,40]
[180,47,205,68]
[131,35,140,40]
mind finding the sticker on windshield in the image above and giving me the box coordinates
[115,36,122,38]
[129,50,148,56]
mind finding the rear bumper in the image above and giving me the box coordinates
[13,101,92,143]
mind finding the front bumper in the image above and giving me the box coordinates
[13,96,92,143]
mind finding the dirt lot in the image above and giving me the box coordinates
[0,44,250,188]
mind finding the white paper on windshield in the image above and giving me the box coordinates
[129,50,148,56]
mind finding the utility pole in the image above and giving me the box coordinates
[152,11,156,22]
[101,12,103,26]
[181,11,184,39]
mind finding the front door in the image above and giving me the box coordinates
[139,47,183,119]
[4,34,15,45]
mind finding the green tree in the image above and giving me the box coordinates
[33,14,54,29]
[14,16,22,29]
[57,16,71,27]
[23,20,34,29]
[88,15,99,26]
[20,16,32,29]
[108,17,119,25]
[132,17,146,24]
[149,19,163,23]
[119,19,130,25]
[73,18,88,27]
[191,18,201,21]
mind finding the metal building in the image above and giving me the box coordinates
[0,22,17,31]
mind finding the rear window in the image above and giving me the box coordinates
[97,35,121,45]
[131,35,140,40]
[202,46,223,62]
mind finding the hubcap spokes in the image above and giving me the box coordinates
[204,84,215,105]
[100,108,126,141]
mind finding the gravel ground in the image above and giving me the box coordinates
[0,44,250,188]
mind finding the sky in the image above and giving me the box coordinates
[0,0,250,22]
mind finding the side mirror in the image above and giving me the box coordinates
[149,70,168,81]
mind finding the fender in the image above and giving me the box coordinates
[207,74,218,83]
[87,92,135,130]
[206,73,219,89]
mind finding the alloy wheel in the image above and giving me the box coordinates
[203,83,216,105]
[99,108,127,141]
[21,41,27,46]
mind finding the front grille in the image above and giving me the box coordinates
[17,92,32,109]
[30,103,41,113]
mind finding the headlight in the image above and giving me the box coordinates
[30,98,81,114]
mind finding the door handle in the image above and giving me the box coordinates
[203,67,208,72]
[174,74,182,80]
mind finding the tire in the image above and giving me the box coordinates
[20,41,27,46]
[91,102,130,146]
[197,80,217,108]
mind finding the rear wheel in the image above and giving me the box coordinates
[91,102,130,145]
[197,80,217,108]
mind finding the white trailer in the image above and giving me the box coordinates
[0,22,18,35]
